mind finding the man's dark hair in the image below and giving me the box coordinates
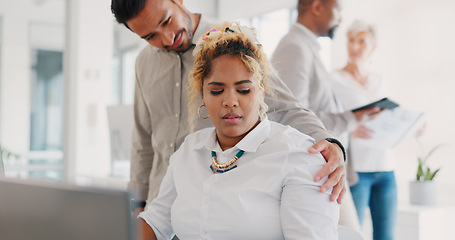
[111,0,147,29]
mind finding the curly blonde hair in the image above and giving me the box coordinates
[188,22,274,132]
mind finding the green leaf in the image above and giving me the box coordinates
[428,168,441,181]
[417,157,424,181]
[423,167,432,180]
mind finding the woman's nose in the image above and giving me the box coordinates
[223,91,238,108]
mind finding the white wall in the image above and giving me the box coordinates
[331,0,455,205]
[65,0,114,180]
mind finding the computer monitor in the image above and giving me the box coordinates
[0,178,136,240]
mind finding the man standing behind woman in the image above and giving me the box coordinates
[331,20,397,240]
[271,0,382,232]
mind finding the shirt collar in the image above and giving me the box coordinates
[204,117,272,153]
[294,22,321,52]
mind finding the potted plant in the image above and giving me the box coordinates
[0,143,20,177]
[409,142,442,205]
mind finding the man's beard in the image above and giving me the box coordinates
[177,8,194,53]
[327,25,339,39]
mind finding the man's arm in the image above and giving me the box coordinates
[129,71,155,207]
[138,219,158,240]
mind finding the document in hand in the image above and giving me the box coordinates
[353,107,425,149]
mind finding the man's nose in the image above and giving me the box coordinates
[162,31,175,47]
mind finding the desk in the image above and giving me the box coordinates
[396,204,455,240]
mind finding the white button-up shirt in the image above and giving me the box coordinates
[139,119,339,240]
[330,70,395,172]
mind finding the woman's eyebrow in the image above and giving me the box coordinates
[235,80,252,85]
[207,82,224,86]
[207,80,252,86]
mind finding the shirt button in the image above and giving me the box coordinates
[175,113,179,118]
[175,82,180,87]
[170,143,174,148]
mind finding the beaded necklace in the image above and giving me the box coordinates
[210,150,244,174]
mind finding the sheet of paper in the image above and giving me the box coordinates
[353,107,425,149]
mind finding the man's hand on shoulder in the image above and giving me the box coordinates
[308,139,346,204]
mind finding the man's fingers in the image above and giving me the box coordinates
[310,139,346,203]
[314,159,338,182]
[308,139,329,154]
[324,169,345,202]
[329,180,343,202]
[318,164,345,191]
[336,184,347,204]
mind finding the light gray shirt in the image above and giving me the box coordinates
[130,17,338,202]
[271,23,358,142]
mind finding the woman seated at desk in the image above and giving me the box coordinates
[137,22,339,240]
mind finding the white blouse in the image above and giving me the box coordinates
[331,70,395,172]
[139,118,339,240]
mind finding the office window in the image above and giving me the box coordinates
[29,49,64,180]
[26,19,66,181]
[111,25,144,105]
[251,8,295,58]
[30,50,63,152]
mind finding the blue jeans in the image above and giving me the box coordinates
[350,171,397,240]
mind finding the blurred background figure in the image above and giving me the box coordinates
[271,0,385,233]
[331,19,397,240]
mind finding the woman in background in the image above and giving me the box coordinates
[331,20,396,240]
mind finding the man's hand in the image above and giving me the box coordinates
[309,139,347,204]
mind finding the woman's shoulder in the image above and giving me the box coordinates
[264,121,326,169]
[267,121,317,150]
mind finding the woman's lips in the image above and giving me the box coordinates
[222,113,241,124]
